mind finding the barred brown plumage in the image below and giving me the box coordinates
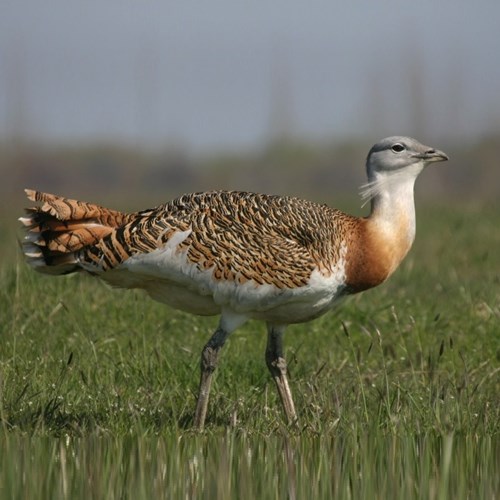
[19,137,448,428]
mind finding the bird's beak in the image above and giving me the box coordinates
[413,148,449,163]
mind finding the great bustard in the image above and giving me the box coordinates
[20,136,448,428]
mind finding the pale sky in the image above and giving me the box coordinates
[1,0,499,152]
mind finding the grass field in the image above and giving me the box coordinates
[0,201,499,498]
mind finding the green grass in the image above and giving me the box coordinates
[0,202,499,498]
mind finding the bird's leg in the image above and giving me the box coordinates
[265,324,297,424]
[193,327,231,429]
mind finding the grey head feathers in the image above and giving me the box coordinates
[360,136,449,204]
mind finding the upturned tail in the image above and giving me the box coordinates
[19,189,131,275]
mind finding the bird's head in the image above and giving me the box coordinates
[366,136,449,181]
[361,136,449,204]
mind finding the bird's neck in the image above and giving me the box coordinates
[367,172,417,246]
[345,173,418,293]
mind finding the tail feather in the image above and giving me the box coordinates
[20,189,131,275]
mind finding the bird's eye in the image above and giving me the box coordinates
[391,143,405,153]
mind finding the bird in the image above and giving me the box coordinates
[19,136,448,429]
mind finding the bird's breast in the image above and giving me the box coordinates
[344,216,414,293]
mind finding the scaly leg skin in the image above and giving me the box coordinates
[265,324,297,424]
[193,327,230,429]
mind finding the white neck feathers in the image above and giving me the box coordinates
[361,169,419,247]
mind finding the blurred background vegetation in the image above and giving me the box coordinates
[1,135,499,211]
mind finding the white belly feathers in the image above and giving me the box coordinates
[100,230,348,324]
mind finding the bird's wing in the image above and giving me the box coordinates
[78,191,343,289]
